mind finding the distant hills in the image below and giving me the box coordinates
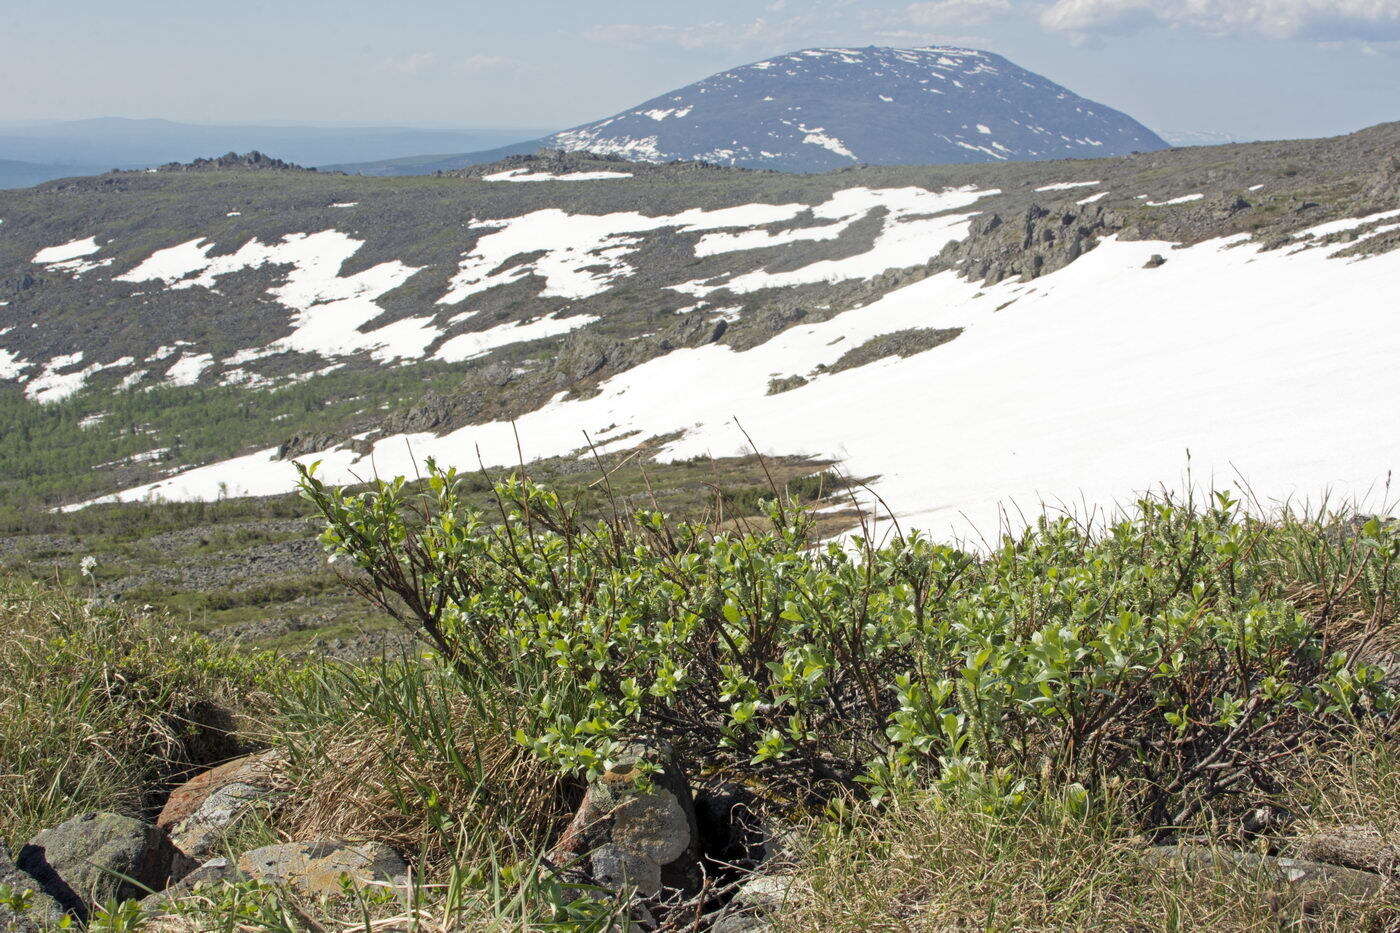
[0,119,550,188]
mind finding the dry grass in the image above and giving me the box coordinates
[779,749,1400,933]
[270,659,572,869]
[0,578,266,845]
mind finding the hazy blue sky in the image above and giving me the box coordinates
[3,0,1398,140]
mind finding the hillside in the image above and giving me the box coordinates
[0,124,1398,535]
[546,46,1168,170]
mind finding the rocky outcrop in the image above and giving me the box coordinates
[1367,154,1400,201]
[940,202,1125,285]
[156,151,312,173]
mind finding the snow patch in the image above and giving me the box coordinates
[33,236,101,264]
[1036,180,1100,192]
[85,227,1400,547]
[434,313,600,363]
[482,168,636,182]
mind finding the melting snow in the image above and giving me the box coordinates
[1037,180,1100,192]
[799,126,856,160]
[118,230,431,361]
[165,353,215,386]
[1145,194,1205,207]
[33,237,101,264]
[0,347,28,380]
[482,168,636,182]
[438,201,820,305]
[434,313,600,363]
[678,187,997,296]
[1300,208,1400,240]
[1077,191,1109,205]
[82,222,1400,546]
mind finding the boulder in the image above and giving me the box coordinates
[551,742,702,900]
[157,750,281,874]
[236,840,408,897]
[17,812,175,918]
[139,856,247,913]
[1146,844,1386,904]
[0,845,66,930]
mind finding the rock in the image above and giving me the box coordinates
[1144,254,1167,269]
[551,742,702,900]
[236,840,408,897]
[940,202,1123,285]
[139,856,247,913]
[158,750,281,875]
[1146,844,1386,904]
[17,812,176,918]
[0,845,66,930]
[766,374,808,395]
[1367,154,1400,201]
[1291,824,1398,877]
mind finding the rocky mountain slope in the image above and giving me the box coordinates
[545,46,1168,171]
[1,124,1398,532]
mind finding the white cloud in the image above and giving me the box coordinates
[906,0,1014,27]
[1041,0,1400,42]
[582,19,805,50]
[382,52,439,75]
[380,52,520,77]
[458,54,521,74]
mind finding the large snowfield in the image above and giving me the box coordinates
[75,211,1400,542]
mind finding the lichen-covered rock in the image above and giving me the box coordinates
[1292,824,1399,877]
[0,844,65,931]
[236,840,408,897]
[552,742,702,900]
[158,750,281,874]
[17,812,175,918]
[139,856,247,913]
[1146,844,1387,904]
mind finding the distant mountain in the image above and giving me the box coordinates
[0,118,547,175]
[1161,130,1251,148]
[322,139,543,176]
[544,46,1168,171]
[0,158,104,190]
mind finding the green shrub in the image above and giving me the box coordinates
[299,463,1395,826]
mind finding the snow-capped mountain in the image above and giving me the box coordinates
[545,46,1168,171]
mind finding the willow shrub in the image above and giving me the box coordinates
[298,461,1395,825]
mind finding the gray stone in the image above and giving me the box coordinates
[156,751,281,877]
[1291,824,1399,877]
[236,840,408,897]
[17,812,175,918]
[1146,844,1387,903]
[551,742,702,900]
[139,856,247,913]
[0,845,65,931]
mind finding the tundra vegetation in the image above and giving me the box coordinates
[2,464,1395,929]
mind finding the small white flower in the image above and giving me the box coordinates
[79,555,98,578]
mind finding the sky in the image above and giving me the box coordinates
[2,0,1399,142]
